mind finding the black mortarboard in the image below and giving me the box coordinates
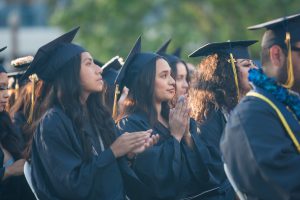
[248,13,300,48]
[156,38,171,54]
[189,40,257,99]
[22,27,85,82]
[101,56,123,86]
[115,36,160,92]
[0,46,7,53]
[156,39,182,68]
[172,47,182,58]
[189,40,258,59]
[0,46,7,73]
[11,56,34,70]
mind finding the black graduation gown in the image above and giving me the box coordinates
[12,111,27,146]
[31,107,126,200]
[1,149,35,200]
[117,111,215,200]
[197,109,235,200]
[220,88,300,200]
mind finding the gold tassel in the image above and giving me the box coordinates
[27,74,38,124]
[112,84,120,119]
[282,32,294,89]
[229,53,240,99]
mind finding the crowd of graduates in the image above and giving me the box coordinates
[0,12,300,200]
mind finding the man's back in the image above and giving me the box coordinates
[220,91,300,200]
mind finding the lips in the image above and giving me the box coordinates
[167,88,175,93]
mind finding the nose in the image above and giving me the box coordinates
[182,79,189,89]
[169,76,175,86]
[96,65,103,74]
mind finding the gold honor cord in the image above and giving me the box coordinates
[247,91,300,153]
[112,84,120,119]
[229,53,240,99]
[27,74,38,124]
[282,32,295,89]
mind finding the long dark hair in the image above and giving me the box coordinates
[167,58,191,107]
[118,58,170,126]
[103,83,116,116]
[22,80,51,159]
[28,54,116,161]
[189,53,239,123]
[0,111,22,160]
[169,60,191,85]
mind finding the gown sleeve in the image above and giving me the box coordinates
[181,118,210,183]
[31,108,123,200]
[117,115,183,199]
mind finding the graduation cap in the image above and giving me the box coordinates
[113,36,160,118]
[248,13,300,48]
[189,40,257,59]
[156,39,182,68]
[7,56,34,87]
[115,36,160,92]
[248,13,300,88]
[11,56,34,70]
[156,38,172,54]
[172,47,182,58]
[22,26,85,82]
[0,46,6,53]
[189,40,257,99]
[101,56,123,86]
[0,46,7,73]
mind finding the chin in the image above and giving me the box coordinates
[165,94,175,101]
[92,86,103,92]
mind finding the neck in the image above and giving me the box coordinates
[263,63,287,85]
[155,100,163,120]
[80,92,90,105]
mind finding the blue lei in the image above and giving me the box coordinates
[248,68,300,121]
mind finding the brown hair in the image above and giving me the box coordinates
[189,53,239,123]
[10,81,33,121]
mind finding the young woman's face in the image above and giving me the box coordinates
[80,52,103,94]
[175,62,189,97]
[154,58,175,102]
[0,72,8,112]
[236,58,257,93]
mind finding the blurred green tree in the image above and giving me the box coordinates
[47,0,300,63]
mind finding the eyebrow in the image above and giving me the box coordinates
[159,70,170,74]
[82,57,93,63]
[177,74,186,77]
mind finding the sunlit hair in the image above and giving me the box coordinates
[10,81,33,122]
[189,53,239,123]
[168,60,191,107]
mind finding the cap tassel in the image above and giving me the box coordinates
[27,74,38,124]
[282,32,294,89]
[229,53,240,99]
[112,84,120,119]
